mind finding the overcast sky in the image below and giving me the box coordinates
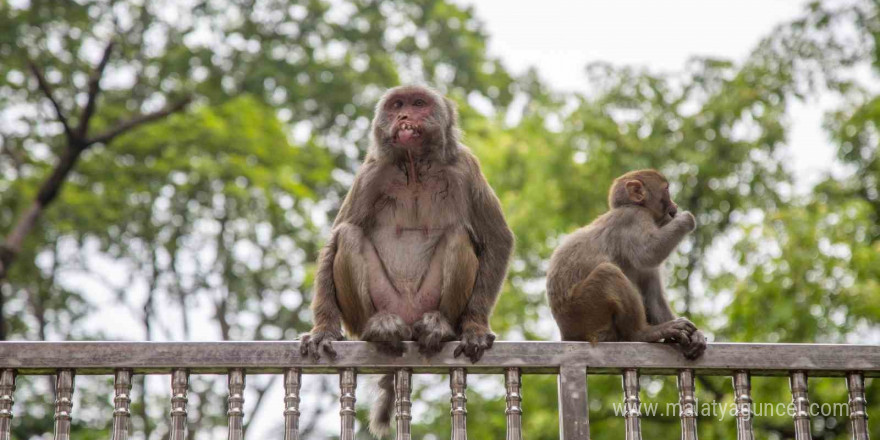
[457,0,835,189]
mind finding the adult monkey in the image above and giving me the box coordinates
[546,169,707,359]
[300,85,514,436]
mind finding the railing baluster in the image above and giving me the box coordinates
[170,369,189,440]
[790,371,812,440]
[283,368,302,440]
[623,369,642,440]
[558,364,589,440]
[505,368,523,440]
[227,369,245,440]
[395,369,413,440]
[732,371,755,440]
[450,368,468,440]
[846,372,870,440]
[111,369,132,440]
[0,369,15,440]
[53,369,75,440]
[678,369,698,440]
[339,368,357,440]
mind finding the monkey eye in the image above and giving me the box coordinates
[392,100,404,109]
[413,98,426,107]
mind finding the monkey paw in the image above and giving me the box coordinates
[413,312,455,356]
[658,317,697,345]
[682,329,707,360]
[300,329,343,361]
[677,211,697,232]
[362,312,413,357]
[454,327,496,363]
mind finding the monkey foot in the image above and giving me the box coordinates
[413,312,455,356]
[681,329,707,360]
[641,317,696,345]
[362,312,413,356]
[300,329,343,361]
[454,326,496,363]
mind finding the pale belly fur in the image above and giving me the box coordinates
[366,168,464,324]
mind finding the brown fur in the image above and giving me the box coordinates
[547,169,707,359]
[300,86,513,438]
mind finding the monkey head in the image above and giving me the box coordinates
[608,169,679,225]
[371,85,459,163]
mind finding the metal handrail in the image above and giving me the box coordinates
[0,341,874,440]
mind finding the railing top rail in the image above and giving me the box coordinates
[0,341,876,376]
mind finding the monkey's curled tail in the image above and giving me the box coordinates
[369,373,395,438]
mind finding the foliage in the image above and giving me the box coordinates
[0,0,878,439]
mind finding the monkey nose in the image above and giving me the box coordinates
[669,204,678,217]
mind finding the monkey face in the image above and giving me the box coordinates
[654,183,679,226]
[386,92,439,147]
[373,86,449,157]
[611,169,678,225]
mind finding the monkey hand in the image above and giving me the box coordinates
[413,312,456,356]
[454,326,496,363]
[677,211,697,232]
[362,312,413,357]
[682,329,707,360]
[653,317,697,346]
[300,328,343,361]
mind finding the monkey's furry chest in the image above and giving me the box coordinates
[367,171,464,312]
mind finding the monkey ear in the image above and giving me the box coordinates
[624,180,645,203]
[444,97,459,129]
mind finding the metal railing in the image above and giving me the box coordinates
[0,341,875,439]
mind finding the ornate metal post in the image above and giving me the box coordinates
[789,371,812,440]
[450,368,468,440]
[732,371,755,440]
[677,369,697,440]
[227,369,245,440]
[395,369,413,440]
[283,368,302,440]
[505,368,523,440]
[846,372,870,440]
[53,369,75,440]
[339,369,357,440]
[623,369,641,440]
[169,369,189,440]
[0,370,15,440]
[111,369,132,440]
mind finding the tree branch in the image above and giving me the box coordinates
[86,97,192,146]
[76,40,115,139]
[27,59,74,142]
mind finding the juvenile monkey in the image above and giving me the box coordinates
[300,85,514,436]
[546,169,707,359]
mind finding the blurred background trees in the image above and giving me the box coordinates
[0,0,877,438]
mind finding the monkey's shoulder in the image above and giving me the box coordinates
[591,207,657,231]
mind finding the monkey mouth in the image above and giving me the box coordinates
[393,121,422,146]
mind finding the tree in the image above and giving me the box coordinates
[1,0,516,436]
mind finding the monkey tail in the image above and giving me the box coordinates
[369,373,395,438]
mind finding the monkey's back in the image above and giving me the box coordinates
[546,209,639,311]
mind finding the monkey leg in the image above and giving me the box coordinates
[436,229,479,325]
[332,223,380,337]
[555,262,636,342]
[431,229,491,361]
[557,262,696,344]
[361,311,413,356]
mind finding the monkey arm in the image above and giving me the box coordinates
[642,273,677,324]
[301,164,382,358]
[460,154,514,332]
[299,230,344,360]
[629,211,695,269]
[309,231,344,333]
